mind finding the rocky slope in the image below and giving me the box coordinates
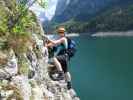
[0,0,79,100]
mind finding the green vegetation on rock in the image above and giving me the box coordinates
[0,0,45,55]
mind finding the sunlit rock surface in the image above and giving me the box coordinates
[0,0,79,99]
[0,34,79,100]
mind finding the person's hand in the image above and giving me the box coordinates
[45,43,48,47]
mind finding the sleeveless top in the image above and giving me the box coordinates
[54,37,68,56]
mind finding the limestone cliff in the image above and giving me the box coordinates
[0,0,79,100]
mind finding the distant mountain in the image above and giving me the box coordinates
[52,0,113,23]
[50,0,133,33]
[52,0,133,22]
[54,0,70,16]
[59,5,133,33]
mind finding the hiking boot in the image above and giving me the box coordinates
[56,71,64,80]
[50,71,64,81]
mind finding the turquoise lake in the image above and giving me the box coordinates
[70,36,133,100]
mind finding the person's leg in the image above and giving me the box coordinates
[62,57,72,90]
[65,72,72,90]
[65,72,71,82]
[53,57,63,72]
[52,57,64,80]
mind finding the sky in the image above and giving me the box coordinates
[29,0,59,22]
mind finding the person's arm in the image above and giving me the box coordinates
[46,42,54,47]
[46,37,65,47]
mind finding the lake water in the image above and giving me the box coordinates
[70,36,133,100]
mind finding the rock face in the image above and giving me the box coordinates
[0,0,79,100]
[0,33,80,100]
[0,1,79,99]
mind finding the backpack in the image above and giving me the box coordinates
[57,37,77,58]
[65,37,77,58]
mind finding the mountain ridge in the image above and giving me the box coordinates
[48,0,133,33]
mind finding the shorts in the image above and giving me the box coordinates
[56,54,69,73]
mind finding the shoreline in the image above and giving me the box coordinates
[47,31,133,38]
[91,31,133,37]
[66,33,80,37]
